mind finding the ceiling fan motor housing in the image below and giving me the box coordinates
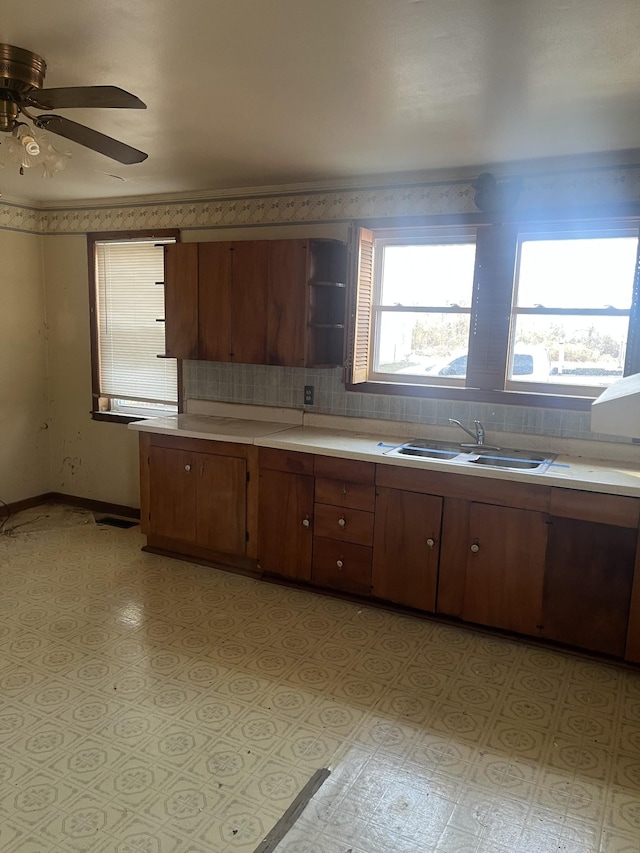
[0,45,46,132]
[0,44,46,92]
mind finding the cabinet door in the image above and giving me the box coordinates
[543,517,636,656]
[164,243,198,358]
[148,446,196,541]
[258,469,314,580]
[230,242,268,364]
[372,487,443,612]
[266,240,307,366]
[195,452,247,555]
[198,242,232,361]
[463,504,547,635]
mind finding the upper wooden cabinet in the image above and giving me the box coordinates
[163,238,347,367]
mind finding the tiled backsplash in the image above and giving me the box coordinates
[183,360,624,444]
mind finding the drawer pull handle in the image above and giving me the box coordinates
[336,559,344,569]
[338,517,346,528]
[341,484,347,497]
[184,464,191,472]
[302,517,310,528]
[426,537,435,549]
[470,542,480,554]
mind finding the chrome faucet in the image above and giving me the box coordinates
[449,418,488,447]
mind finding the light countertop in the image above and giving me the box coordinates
[129,407,640,497]
[128,413,295,443]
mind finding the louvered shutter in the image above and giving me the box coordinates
[345,227,375,385]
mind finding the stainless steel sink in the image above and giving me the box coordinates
[392,439,462,460]
[385,440,556,473]
[469,449,552,470]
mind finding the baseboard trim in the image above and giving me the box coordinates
[50,493,141,519]
[3,492,140,520]
[3,493,56,515]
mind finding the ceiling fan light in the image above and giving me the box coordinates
[21,134,40,156]
[2,123,69,176]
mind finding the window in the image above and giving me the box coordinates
[88,230,180,421]
[346,219,640,407]
[368,228,476,384]
[508,231,638,394]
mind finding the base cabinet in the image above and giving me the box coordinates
[258,468,314,581]
[149,445,247,555]
[139,437,640,664]
[542,518,636,657]
[461,503,547,636]
[140,434,256,569]
[372,487,442,612]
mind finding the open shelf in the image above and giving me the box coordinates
[306,239,348,367]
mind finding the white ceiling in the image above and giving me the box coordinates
[1,0,640,204]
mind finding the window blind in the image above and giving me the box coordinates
[95,238,177,405]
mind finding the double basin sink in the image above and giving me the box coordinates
[385,439,556,473]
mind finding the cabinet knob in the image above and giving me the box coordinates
[336,559,344,569]
[426,538,435,549]
[302,517,310,528]
[470,542,480,554]
[184,464,191,472]
[338,517,346,529]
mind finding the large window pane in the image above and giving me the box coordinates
[375,311,471,377]
[511,314,628,387]
[380,243,476,307]
[516,237,637,309]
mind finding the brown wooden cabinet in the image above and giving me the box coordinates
[626,535,640,662]
[372,487,442,612]
[139,433,258,571]
[311,456,375,595]
[148,444,247,554]
[460,503,548,636]
[541,489,639,658]
[138,433,640,664]
[163,238,345,367]
[258,448,314,581]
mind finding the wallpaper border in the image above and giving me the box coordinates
[1,163,640,235]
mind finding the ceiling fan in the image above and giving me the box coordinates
[0,43,147,165]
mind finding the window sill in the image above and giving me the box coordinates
[91,411,147,425]
[345,381,595,411]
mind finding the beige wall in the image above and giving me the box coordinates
[0,230,50,504]
[43,235,140,509]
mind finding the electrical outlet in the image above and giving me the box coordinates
[304,385,314,405]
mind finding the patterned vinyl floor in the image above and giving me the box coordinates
[0,505,639,852]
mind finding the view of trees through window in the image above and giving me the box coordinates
[375,232,638,389]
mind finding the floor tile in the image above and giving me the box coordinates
[1,506,640,852]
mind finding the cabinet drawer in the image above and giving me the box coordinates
[315,477,375,512]
[314,455,375,484]
[259,447,314,475]
[312,537,372,594]
[549,488,640,528]
[314,503,374,546]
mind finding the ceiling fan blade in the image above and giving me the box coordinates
[24,86,146,110]
[35,114,147,164]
